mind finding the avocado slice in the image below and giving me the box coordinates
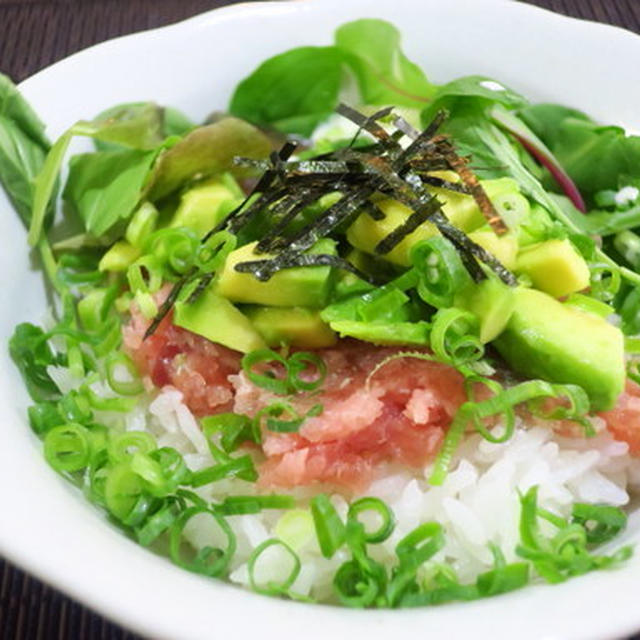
[98,240,141,272]
[456,277,516,343]
[246,306,337,349]
[346,177,523,266]
[516,238,590,298]
[215,239,336,308]
[170,177,239,236]
[493,288,625,411]
[346,198,438,266]
[468,228,519,271]
[174,287,266,353]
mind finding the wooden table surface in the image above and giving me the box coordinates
[1,1,640,638]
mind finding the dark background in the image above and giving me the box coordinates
[1,0,639,638]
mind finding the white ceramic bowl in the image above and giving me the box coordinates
[2,1,640,638]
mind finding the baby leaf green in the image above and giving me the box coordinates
[229,47,345,137]
[147,117,271,200]
[64,147,159,237]
[334,19,437,107]
[520,104,640,202]
[0,114,50,228]
[0,73,49,149]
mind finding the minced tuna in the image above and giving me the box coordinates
[125,307,640,491]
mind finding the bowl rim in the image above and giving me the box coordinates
[3,1,640,639]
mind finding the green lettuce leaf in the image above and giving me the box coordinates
[334,19,436,107]
[0,73,52,228]
[0,73,49,149]
[63,147,159,237]
[229,46,345,137]
[520,103,640,201]
[91,102,194,152]
[0,115,50,227]
[147,116,271,200]
[421,75,526,122]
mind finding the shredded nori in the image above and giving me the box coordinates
[144,103,515,338]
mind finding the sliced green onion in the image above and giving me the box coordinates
[310,494,346,558]
[136,500,179,547]
[248,538,301,596]
[431,379,591,485]
[347,497,395,544]
[105,352,144,396]
[81,384,138,412]
[144,226,199,276]
[241,349,290,395]
[169,507,236,577]
[58,390,93,424]
[588,262,621,302]
[287,352,327,392]
[149,447,191,491]
[189,455,257,487]
[127,255,163,295]
[43,422,92,472]
[395,522,445,570]
[175,488,208,509]
[77,286,118,333]
[84,447,110,505]
[108,431,156,462]
[195,231,236,272]
[212,413,259,451]
[411,236,472,309]
[262,402,304,433]
[126,201,159,248]
[430,307,483,366]
[572,503,627,545]
[387,522,446,606]
[104,463,150,525]
[492,191,530,229]
[28,401,63,436]
[93,317,123,358]
[333,559,381,608]
[475,561,529,597]
[215,494,295,516]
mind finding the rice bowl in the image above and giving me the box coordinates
[3,1,640,638]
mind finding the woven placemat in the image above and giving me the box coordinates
[1,1,639,638]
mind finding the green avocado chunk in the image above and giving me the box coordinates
[330,320,431,346]
[246,306,337,348]
[493,288,625,411]
[169,177,239,236]
[174,287,266,353]
[215,238,336,307]
[456,277,516,343]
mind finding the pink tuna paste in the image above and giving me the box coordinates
[124,307,640,491]
[124,309,466,491]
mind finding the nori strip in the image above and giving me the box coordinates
[392,115,420,141]
[143,274,191,339]
[337,103,395,146]
[433,213,517,286]
[233,252,379,285]
[145,104,518,341]
[361,201,386,221]
[186,271,216,304]
[374,196,442,254]
[440,143,508,235]
[418,175,470,194]
[256,185,328,253]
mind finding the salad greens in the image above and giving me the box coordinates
[3,17,640,608]
[230,19,436,137]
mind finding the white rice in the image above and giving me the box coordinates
[96,383,640,598]
[47,362,640,600]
